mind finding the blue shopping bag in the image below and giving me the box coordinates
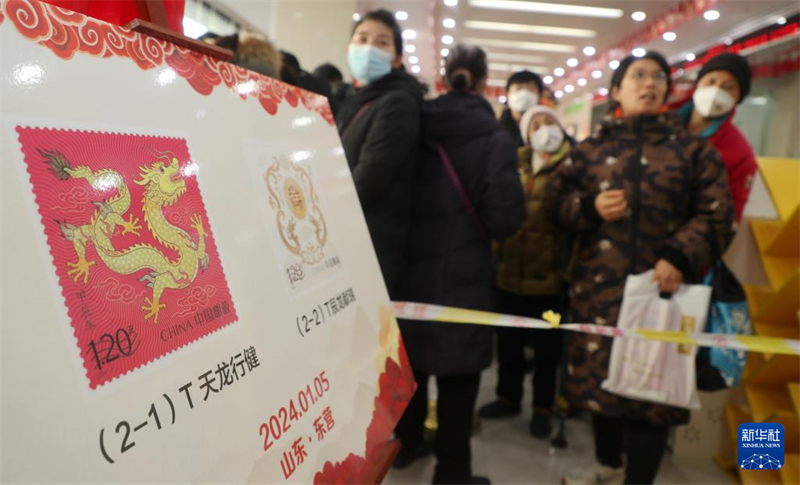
[697,261,752,391]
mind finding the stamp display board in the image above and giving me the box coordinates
[0,1,414,482]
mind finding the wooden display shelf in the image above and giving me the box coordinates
[781,453,800,485]
[745,273,800,324]
[765,208,799,258]
[757,157,800,223]
[790,383,800,416]
[745,385,795,422]
[740,468,782,485]
[751,219,784,254]
[743,353,798,388]
[744,386,799,453]
[760,257,799,294]
[753,321,800,340]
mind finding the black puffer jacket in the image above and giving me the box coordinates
[336,71,424,295]
[396,92,526,375]
[499,108,524,148]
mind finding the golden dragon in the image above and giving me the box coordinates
[40,149,209,325]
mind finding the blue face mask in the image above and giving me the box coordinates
[348,44,394,84]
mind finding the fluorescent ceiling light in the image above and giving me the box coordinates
[499,95,508,103]
[445,0,459,6]
[609,60,620,69]
[577,78,587,86]
[443,18,456,28]
[567,58,579,67]
[564,84,574,93]
[686,53,696,61]
[704,10,720,21]
[463,37,575,53]
[409,56,419,64]
[663,32,676,42]
[463,20,595,38]
[442,35,454,45]
[489,63,548,74]
[632,48,646,57]
[631,11,646,22]
[395,11,408,21]
[405,44,416,53]
[353,13,361,21]
[543,76,554,84]
[555,90,563,98]
[583,46,596,56]
[554,67,565,76]
[403,29,417,39]
[486,51,547,63]
[441,48,450,57]
[599,87,609,96]
[591,70,602,79]
[487,79,507,87]
[411,65,421,74]
[469,0,623,19]
[183,17,208,39]
[440,67,446,75]
[778,17,787,25]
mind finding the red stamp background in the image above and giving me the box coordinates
[17,126,237,389]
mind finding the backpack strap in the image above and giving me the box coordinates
[340,101,374,138]
[436,143,489,245]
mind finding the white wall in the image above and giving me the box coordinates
[269,1,357,77]
[213,0,274,36]
[212,0,356,78]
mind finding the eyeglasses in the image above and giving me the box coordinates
[628,70,669,84]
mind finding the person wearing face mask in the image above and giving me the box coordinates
[393,44,525,484]
[547,52,735,485]
[479,105,574,439]
[499,71,544,147]
[336,9,424,297]
[675,53,757,222]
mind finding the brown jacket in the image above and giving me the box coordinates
[546,112,735,426]
[495,141,572,296]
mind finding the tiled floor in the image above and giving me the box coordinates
[384,361,732,485]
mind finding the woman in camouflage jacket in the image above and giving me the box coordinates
[547,52,736,485]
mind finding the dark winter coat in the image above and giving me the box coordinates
[546,112,736,426]
[495,141,574,296]
[336,71,424,296]
[396,92,526,376]
[499,108,525,148]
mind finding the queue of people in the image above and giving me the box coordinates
[210,8,756,484]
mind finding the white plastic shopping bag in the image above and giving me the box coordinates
[601,271,711,410]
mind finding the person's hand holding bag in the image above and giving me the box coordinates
[653,259,682,293]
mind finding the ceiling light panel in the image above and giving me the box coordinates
[485,52,547,63]
[464,20,595,38]
[463,37,575,53]
[469,0,623,19]
[489,63,549,74]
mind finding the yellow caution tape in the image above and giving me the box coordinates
[392,302,800,357]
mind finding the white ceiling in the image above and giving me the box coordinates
[359,0,799,102]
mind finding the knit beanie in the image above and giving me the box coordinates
[519,105,564,145]
[696,53,751,103]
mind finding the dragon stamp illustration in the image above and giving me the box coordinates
[16,127,237,389]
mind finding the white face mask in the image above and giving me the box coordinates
[508,89,539,113]
[693,86,736,118]
[531,125,564,153]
